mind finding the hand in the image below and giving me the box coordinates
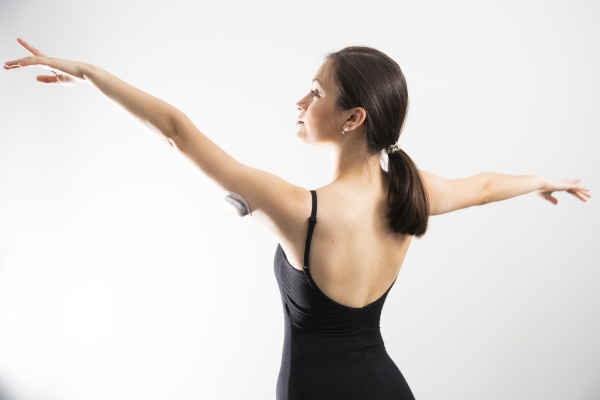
[535,178,591,204]
[4,38,86,86]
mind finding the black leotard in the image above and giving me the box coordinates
[274,190,415,399]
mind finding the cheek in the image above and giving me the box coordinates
[306,104,329,131]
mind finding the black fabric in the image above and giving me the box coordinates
[303,189,318,269]
[274,189,415,400]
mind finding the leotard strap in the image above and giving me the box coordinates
[303,190,317,269]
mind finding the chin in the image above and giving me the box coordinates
[295,129,308,142]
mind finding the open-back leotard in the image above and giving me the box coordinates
[273,189,415,399]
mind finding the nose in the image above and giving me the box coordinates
[296,93,309,111]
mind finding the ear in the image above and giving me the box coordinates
[342,107,367,132]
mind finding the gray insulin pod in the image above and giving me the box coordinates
[224,191,252,217]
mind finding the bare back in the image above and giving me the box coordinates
[278,171,412,309]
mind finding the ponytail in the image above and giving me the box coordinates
[386,149,429,237]
[326,46,429,236]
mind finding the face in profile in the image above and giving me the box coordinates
[295,61,344,146]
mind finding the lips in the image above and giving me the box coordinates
[296,121,304,125]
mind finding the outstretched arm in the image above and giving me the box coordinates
[4,38,202,153]
[4,39,310,247]
[420,171,591,216]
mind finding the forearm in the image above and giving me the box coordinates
[82,64,179,146]
[482,173,545,204]
[81,63,240,193]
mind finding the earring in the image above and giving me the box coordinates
[342,129,346,135]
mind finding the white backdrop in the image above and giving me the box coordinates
[1,1,599,399]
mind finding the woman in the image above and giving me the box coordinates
[4,39,591,399]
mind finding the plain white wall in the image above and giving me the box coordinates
[1,0,599,399]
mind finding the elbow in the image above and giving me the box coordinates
[479,173,492,205]
[167,136,177,149]
[165,111,184,149]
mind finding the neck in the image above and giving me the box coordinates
[323,138,387,190]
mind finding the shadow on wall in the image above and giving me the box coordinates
[0,380,14,400]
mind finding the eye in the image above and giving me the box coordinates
[311,90,321,98]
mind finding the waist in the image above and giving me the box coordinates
[287,329,386,362]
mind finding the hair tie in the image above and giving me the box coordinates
[386,143,400,154]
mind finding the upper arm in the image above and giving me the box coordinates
[170,113,307,242]
[420,170,488,215]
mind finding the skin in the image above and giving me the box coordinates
[4,38,592,308]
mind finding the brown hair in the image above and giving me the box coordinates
[325,46,429,237]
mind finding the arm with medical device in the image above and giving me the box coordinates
[4,38,259,216]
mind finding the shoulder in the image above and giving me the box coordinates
[233,164,313,248]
